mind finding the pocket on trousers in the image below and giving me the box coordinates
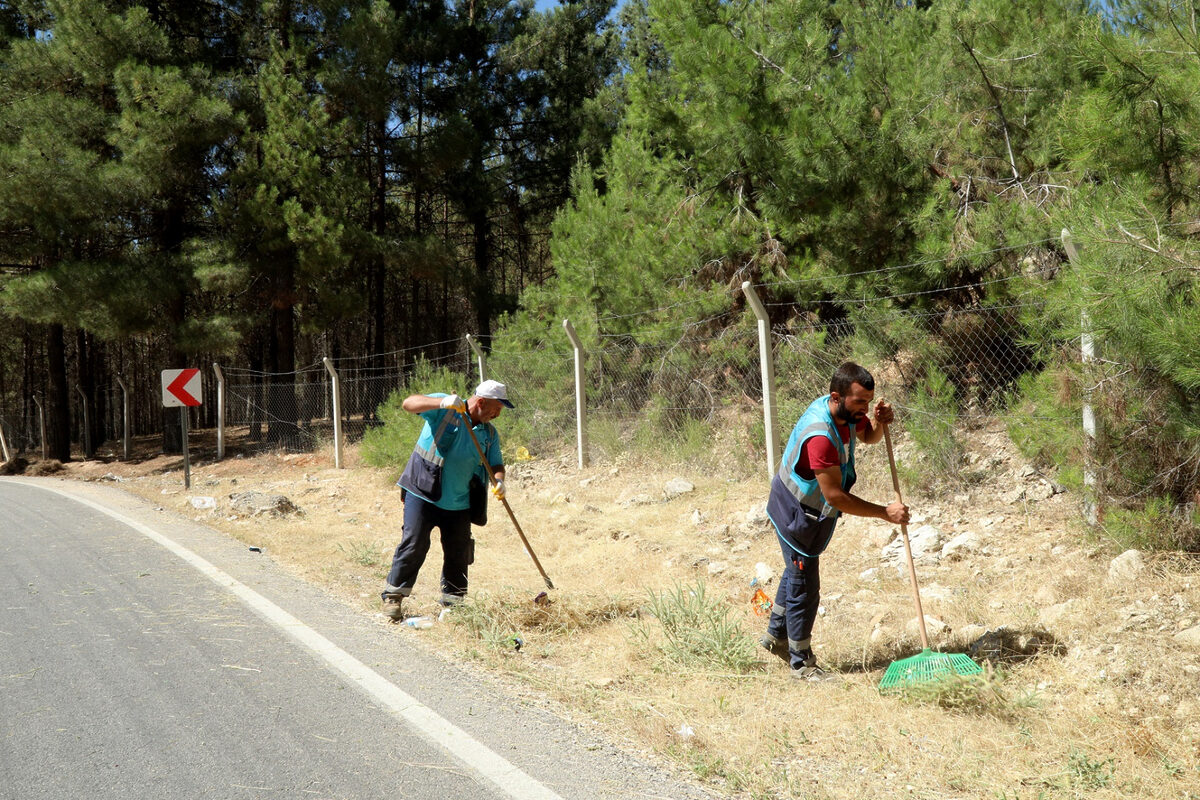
[466,536,476,565]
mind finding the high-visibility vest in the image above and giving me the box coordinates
[766,395,857,557]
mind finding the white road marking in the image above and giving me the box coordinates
[22,481,563,800]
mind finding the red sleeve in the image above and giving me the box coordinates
[797,436,841,480]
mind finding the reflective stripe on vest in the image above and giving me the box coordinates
[412,411,458,467]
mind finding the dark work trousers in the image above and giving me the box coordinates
[765,535,821,670]
[382,494,472,604]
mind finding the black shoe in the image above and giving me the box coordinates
[382,597,403,622]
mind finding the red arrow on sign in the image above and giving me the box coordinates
[165,368,202,407]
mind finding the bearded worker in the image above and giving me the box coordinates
[760,362,910,680]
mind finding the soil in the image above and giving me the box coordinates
[14,420,1200,799]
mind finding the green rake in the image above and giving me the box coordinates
[879,423,982,693]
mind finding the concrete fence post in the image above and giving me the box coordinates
[212,363,226,461]
[1062,228,1097,527]
[466,334,487,384]
[562,319,588,469]
[322,357,343,469]
[742,281,780,479]
[115,375,130,461]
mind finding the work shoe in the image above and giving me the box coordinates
[759,633,789,661]
[382,597,404,622]
[790,664,836,683]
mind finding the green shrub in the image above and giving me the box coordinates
[360,357,469,473]
[634,580,759,673]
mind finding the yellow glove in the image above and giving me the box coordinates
[439,393,467,415]
[491,479,506,500]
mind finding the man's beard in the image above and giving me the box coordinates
[834,399,864,425]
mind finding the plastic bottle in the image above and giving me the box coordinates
[404,616,434,629]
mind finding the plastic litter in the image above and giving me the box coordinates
[404,616,434,629]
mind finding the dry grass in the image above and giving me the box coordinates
[47,422,1200,800]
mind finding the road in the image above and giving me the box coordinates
[0,477,715,800]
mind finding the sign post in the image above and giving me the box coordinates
[162,368,202,489]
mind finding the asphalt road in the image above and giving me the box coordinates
[0,477,716,800]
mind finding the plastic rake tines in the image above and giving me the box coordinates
[879,648,983,693]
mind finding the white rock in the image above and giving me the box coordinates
[707,561,727,575]
[941,531,981,562]
[906,615,947,637]
[1174,625,1200,650]
[730,540,751,553]
[859,568,879,581]
[881,524,944,565]
[1108,549,1146,582]
[664,478,695,500]
[745,505,769,525]
[691,509,704,525]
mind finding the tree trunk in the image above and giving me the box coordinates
[267,264,298,448]
[45,324,71,462]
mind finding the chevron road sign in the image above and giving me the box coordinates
[162,368,202,408]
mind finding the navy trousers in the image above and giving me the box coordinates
[382,494,472,604]
[765,535,821,669]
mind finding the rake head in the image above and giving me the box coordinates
[879,648,983,693]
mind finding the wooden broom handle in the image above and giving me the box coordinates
[883,423,930,650]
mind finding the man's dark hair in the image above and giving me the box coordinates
[830,362,874,396]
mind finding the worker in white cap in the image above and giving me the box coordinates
[380,380,514,620]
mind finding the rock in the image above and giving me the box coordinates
[754,562,775,585]
[663,478,695,500]
[745,504,769,526]
[907,615,947,637]
[882,524,944,566]
[859,568,879,581]
[1027,480,1055,501]
[189,496,217,510]
[228,491,301,517]
[941,531,981,562]
[1174,625,1200,650]
[706,561,727,575]
[730,540,751,553]
[1039,600,1077,626]
[691,509,704,526]
[1108,549,1146,582]
[1004,487,1027,504]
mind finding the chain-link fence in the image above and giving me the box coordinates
[0,284,1058,488]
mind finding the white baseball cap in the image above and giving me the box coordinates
[474,379,514,408]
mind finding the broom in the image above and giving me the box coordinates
[879,422,981,693]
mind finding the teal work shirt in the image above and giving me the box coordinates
[405,394,503,511]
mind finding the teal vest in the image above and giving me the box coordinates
[777,394,857,519]
[766,395,858,557]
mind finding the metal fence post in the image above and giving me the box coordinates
[323,357,343,469]
[466,334,487,384]
[562,319,588,469]
[212,363,226,461]
[115,375,130,461]
[1061,229,1097,527]
[742,281,780,479]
